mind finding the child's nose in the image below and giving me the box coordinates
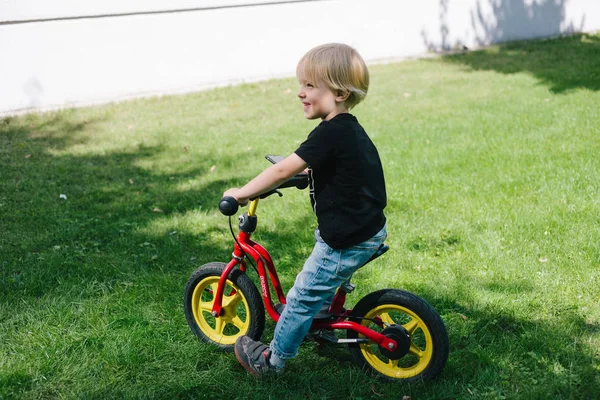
[297,89,305,99]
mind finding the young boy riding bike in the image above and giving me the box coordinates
[223,43,387,377]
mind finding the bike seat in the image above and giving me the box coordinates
[364,243,389,265]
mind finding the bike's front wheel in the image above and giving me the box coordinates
[184,262,265,351]
[348,289,449,381]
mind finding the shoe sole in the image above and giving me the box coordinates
[234,344,261,378]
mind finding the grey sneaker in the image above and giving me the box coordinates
[234,336,283,378]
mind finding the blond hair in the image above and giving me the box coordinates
[296,43,369,110]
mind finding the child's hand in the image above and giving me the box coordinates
[223,188,249,206]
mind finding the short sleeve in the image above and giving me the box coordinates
[294,123,336,170]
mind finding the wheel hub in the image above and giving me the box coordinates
[379,324,411,360]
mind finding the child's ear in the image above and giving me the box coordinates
[335,90,350,103]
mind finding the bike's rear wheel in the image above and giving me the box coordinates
[184,262,264,351]
[348,289,448,381]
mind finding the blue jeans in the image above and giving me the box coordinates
[269,225,387,360]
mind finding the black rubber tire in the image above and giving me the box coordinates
[347,289,449,381]
[184,262,265,351]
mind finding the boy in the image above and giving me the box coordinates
[223,43,387,377]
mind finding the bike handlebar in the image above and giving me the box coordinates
[218,173,308,216]
[277,174,309,190]
[218,196,239,216]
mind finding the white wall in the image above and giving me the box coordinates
[1,0,598,116]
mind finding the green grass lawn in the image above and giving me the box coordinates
[1,33,599,399]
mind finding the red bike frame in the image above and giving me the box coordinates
[210,199,398,352]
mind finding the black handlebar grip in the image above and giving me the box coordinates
[218,196,239,216]
[278,174,309,190]
[295,175,309,190]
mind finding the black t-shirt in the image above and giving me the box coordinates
[294,113,386,249]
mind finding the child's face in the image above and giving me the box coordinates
[297,73,347,121]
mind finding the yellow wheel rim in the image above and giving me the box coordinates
[191,276,251,345]
[359,304,434,379]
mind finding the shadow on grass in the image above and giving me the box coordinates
[0,114,224,296]
[0,112,316,302]
[407,281,600,398]
[442,33,600,93]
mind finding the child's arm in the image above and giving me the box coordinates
[223,153,308,205]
